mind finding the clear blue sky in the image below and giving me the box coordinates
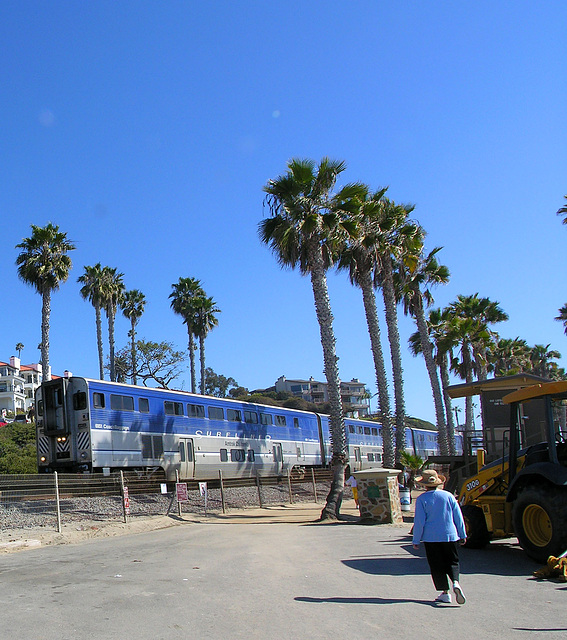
[1,2,566,424]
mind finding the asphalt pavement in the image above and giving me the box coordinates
[0,500,565,640]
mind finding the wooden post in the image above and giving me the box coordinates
[256,473,263,508]
[54,471,62,533]
[311,468,318,504]
[287,468,293,504]
[176,469,182,517]
[219,470,226,514]
[120,471,128,523]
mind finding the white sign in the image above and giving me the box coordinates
[199,482,207,497]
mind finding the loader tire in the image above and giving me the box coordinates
[513,485,567,564]
[461,504,491,549]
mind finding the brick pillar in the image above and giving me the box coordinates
[354,468,403,524]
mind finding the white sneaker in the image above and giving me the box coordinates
[453,581,466,604]
[435,592,452,603]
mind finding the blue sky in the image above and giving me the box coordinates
[1,2,566,424]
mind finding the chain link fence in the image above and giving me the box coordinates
[0,470,335,533]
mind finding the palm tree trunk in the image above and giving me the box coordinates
[95,302,104,380]
[108,307,116,383]
[359,269,394,468]
[131,318,137,385]
[199,334,205,395]
[463,346,474,435]
[413,291,448,455]
[41,289,51,381]
[381,257,406,464]
[440,353,457,455]
[307,244,346,521]
[187,329,196,394]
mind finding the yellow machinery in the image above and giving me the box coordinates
[458,381,567,562]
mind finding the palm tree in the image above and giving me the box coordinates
[78,263,107,380]
[121,289,147,385]
[555,304,567,335]
[529,344,561,379]
[259,157,365,520]
[409,307,458,455]
[15,343,24,359]
[488,337,531,376]
[373,199,420,463]
[170,277,204,393]
[15,223,75,381]
[102,267,125,383]
[557,196,567,224]
[398,239,450,455]
[193,295,220,394]
[336,186,396,467]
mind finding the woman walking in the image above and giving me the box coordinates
[412,469,467,604]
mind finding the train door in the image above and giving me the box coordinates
[272,442,283,474]
[179,438,195,479]
[354,447,362,471]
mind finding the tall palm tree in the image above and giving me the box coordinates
[15,343,24,359]
[121,289,147,385]
[529,344,561,379]
[194,295,220,395]
[78,263,107,380]
[259,157,365,520]
[101,267,125,383]
[373,199,420,463]
[336,186,396,467]
[170,277,204,393]
[398,239,450,455]
[487,337,531,376]
[409,307,458,455]
[15,223,75,381]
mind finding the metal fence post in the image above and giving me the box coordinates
[311,468,318,504]
[219,470,226,514]
[287,468,293,504]
[54,471,62,533]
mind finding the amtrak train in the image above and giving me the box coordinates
[35,377,459,480]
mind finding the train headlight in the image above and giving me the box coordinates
[80,452,87,459]
[40,456,46,463]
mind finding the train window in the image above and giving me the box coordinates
[371,428,378,436]
[364,427,371,435]
[179,442,186,462]
[275,415,286,427]
[260,413,272,426]
[111,394,134,411]
[357,426,363,435]
[139,398,149,413]
[37,400,44,416]
[208,406,224,420]
[293,418,299,428]
[220,449,228,462]
[244,411,258,424]
[93,393,105,409]
[153,436,164,457]
[247,449,255,462]
[348,425,355,433]
[188,404,205,418]
[165,401,184,416]
[227,409,241,422]
[141,435,152,458]
[73,391,87,411]
[230,449,245,462]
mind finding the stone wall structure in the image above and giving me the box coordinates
[353,468,403,524]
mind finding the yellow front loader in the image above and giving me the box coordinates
[458,381,567,563]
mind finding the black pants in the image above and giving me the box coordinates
[423,541,460,591]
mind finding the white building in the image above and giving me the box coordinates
[274,375,370,417]
[0,357,60,418]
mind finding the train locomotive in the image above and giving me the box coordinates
[35,376,457,479]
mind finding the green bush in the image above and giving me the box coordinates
[0,422,37,474]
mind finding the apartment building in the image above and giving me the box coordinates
[0,356,58,417]
[274,375,370,417]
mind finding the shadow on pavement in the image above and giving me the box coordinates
[295,596,442,607]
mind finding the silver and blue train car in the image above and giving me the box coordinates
[35,377,384,480]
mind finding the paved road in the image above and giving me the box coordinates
[0,502,565,640]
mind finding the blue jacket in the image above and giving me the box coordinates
[412,488,467,544]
